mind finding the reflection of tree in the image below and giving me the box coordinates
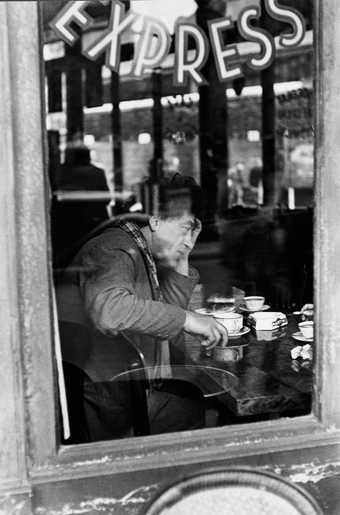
[229,98,261,138]
[163,104,199,143]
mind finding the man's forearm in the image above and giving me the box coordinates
[84,287,186,340]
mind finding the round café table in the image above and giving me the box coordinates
[110,364,237,399]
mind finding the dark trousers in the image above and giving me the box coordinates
[148,379,205,434]
[65,374,205,443]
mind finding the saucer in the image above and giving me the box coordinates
[228,326,251,339]
[292,331,313,343]
[239,304,270,313]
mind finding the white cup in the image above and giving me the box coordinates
[298,321,314,339]
[244,296,265,311]
[212,311,243,334]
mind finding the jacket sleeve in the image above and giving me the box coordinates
[77,240,186,340]
[158,266,200,309]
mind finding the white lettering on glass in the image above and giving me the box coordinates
[265,0,306,48]
[238,6,274,71]
[133,18,171,76]
[50,0,307,83]
[208,18,243,82]
[174,24,209,86]
[51,0,92,45]
[84,0,136,71]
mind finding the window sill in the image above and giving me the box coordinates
[29,414,340,482]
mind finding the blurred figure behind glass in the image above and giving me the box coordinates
[55,143,108,192]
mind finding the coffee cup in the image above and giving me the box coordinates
[212,311,243,334]
[298,321,314,339]
[244,296,265,311]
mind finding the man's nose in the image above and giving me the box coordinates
[183,231,192,247]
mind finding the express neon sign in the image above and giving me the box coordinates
[50,0,306,85]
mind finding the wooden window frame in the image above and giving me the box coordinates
[2,0,340,487]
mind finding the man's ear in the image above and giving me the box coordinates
[149,216,160,232]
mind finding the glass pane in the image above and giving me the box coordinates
[42,0,314,444]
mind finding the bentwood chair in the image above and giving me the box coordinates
[60,324,151,443]
[111,334,207,437]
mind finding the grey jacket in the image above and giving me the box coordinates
[56,227,199,381]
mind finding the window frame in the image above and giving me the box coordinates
[3,0,340,484]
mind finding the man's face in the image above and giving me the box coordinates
[150,213,198,267]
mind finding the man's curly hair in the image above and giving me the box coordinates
[158,173,203,220]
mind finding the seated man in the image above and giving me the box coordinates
[56,177,227,442]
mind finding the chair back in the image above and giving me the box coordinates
[127,361,150,436]
[59,320,151,440]
[54,213,149,270]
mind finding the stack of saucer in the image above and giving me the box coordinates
[247,312,288,331]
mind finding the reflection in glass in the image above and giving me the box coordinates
[42,0,314,443]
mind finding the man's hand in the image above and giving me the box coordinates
[184,310,228,350]
[301,303,313,313]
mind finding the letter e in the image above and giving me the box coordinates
[84,0,136,71]
[208,18,243,82]
[50,1,92,45]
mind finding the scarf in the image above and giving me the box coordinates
[115,220,171,380]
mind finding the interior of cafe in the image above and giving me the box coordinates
[42,0,315,443]
[6,0,340,513]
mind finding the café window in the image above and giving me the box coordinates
[43,0,315,444]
